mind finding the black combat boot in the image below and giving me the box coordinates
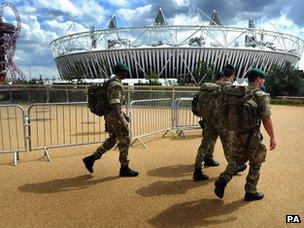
[119,165,139,177]
[204,158,220,167]
[214,178,227,199]
[192,167,209,181]
[234,164,248,175]
[245,192,264,201]
[83,155,96,173]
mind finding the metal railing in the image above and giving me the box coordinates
[174,98,201,137]
[0,104,27,165]
[1,85,197,105]
[27,102,107,159]
[129,98,174,147]
[0,96,204,165]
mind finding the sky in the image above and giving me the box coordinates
[2,0,304,79]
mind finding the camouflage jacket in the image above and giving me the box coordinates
[248,83,271,124]
[105,76,126,119]
[107,76,126,106]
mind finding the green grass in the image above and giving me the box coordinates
[271,98,304,106]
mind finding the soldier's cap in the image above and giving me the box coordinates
[114,62,129,72]
[224,64,236,72]
[249,68,266,79]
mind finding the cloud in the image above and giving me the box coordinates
[108,0,130,7]
[19,65,60,79]
[172,0,191,7]
[13,12,58,73]
[168,13,201,25]
[117,4,153,26]
[42,20,87,35]
[281,0,304,26]
[74,0,108,27]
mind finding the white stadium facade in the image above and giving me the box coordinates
[50,9,304,83]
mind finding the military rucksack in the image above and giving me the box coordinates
[222,85,259,132]
[192,83,221,121]
[191,93,200,117]
[87,79,112,116]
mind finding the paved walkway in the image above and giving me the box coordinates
[0,105,303,227]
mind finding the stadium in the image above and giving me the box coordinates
[50,9,304,83]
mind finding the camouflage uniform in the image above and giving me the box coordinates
[194,80,233,168]
[219,84,271,193]
[93,76,130,166]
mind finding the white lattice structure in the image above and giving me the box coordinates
[50,12,304,82]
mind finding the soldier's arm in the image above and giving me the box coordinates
[262,115,276,150]
[108,83,128,129]
[259,92,276,150]
[110,103,128,129]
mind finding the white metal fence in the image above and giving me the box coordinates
[129,98,174,147]
[0,97,201,165]
[0,105,27,165]
[27,102,107,160]
[174,98,202,137]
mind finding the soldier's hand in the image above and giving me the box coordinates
[270,138,276,150]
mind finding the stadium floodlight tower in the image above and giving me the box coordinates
[210,10,221,26]
[50,8,304,83]
[0,2,25,83]
[154,8,167,25]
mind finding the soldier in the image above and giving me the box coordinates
[83,63,139,177]
[214,68,276,201]
[197,71,224,136]
[193,64,247,181]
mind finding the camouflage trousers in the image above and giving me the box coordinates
[93,114,130,166]
[194,122,233,168]
[219,131,267,193]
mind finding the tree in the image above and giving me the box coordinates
[265,62,304,97]
[192,61,215,85]
[74,62,86,82]
[146,68,161,85]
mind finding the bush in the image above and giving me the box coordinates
[265,62,304,97]
[270,98,304,106]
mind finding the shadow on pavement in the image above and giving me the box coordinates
[170,133,202,141]
[70,131,104,136]
[18,175,119,194]
[149,198,248,226]
[136,178,216,197]
[147,164,193,178]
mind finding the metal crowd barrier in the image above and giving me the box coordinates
[27,102,107,160]
[174,98,201,137]
[0,104,27,165]
[0,97,204,165]
[129,98,174,148]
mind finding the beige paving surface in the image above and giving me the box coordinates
[0,105,303,227]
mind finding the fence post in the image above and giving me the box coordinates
[45,88,50,103]
[24,114,31,152]
[65,87,69,102]
[9,87,13,103]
